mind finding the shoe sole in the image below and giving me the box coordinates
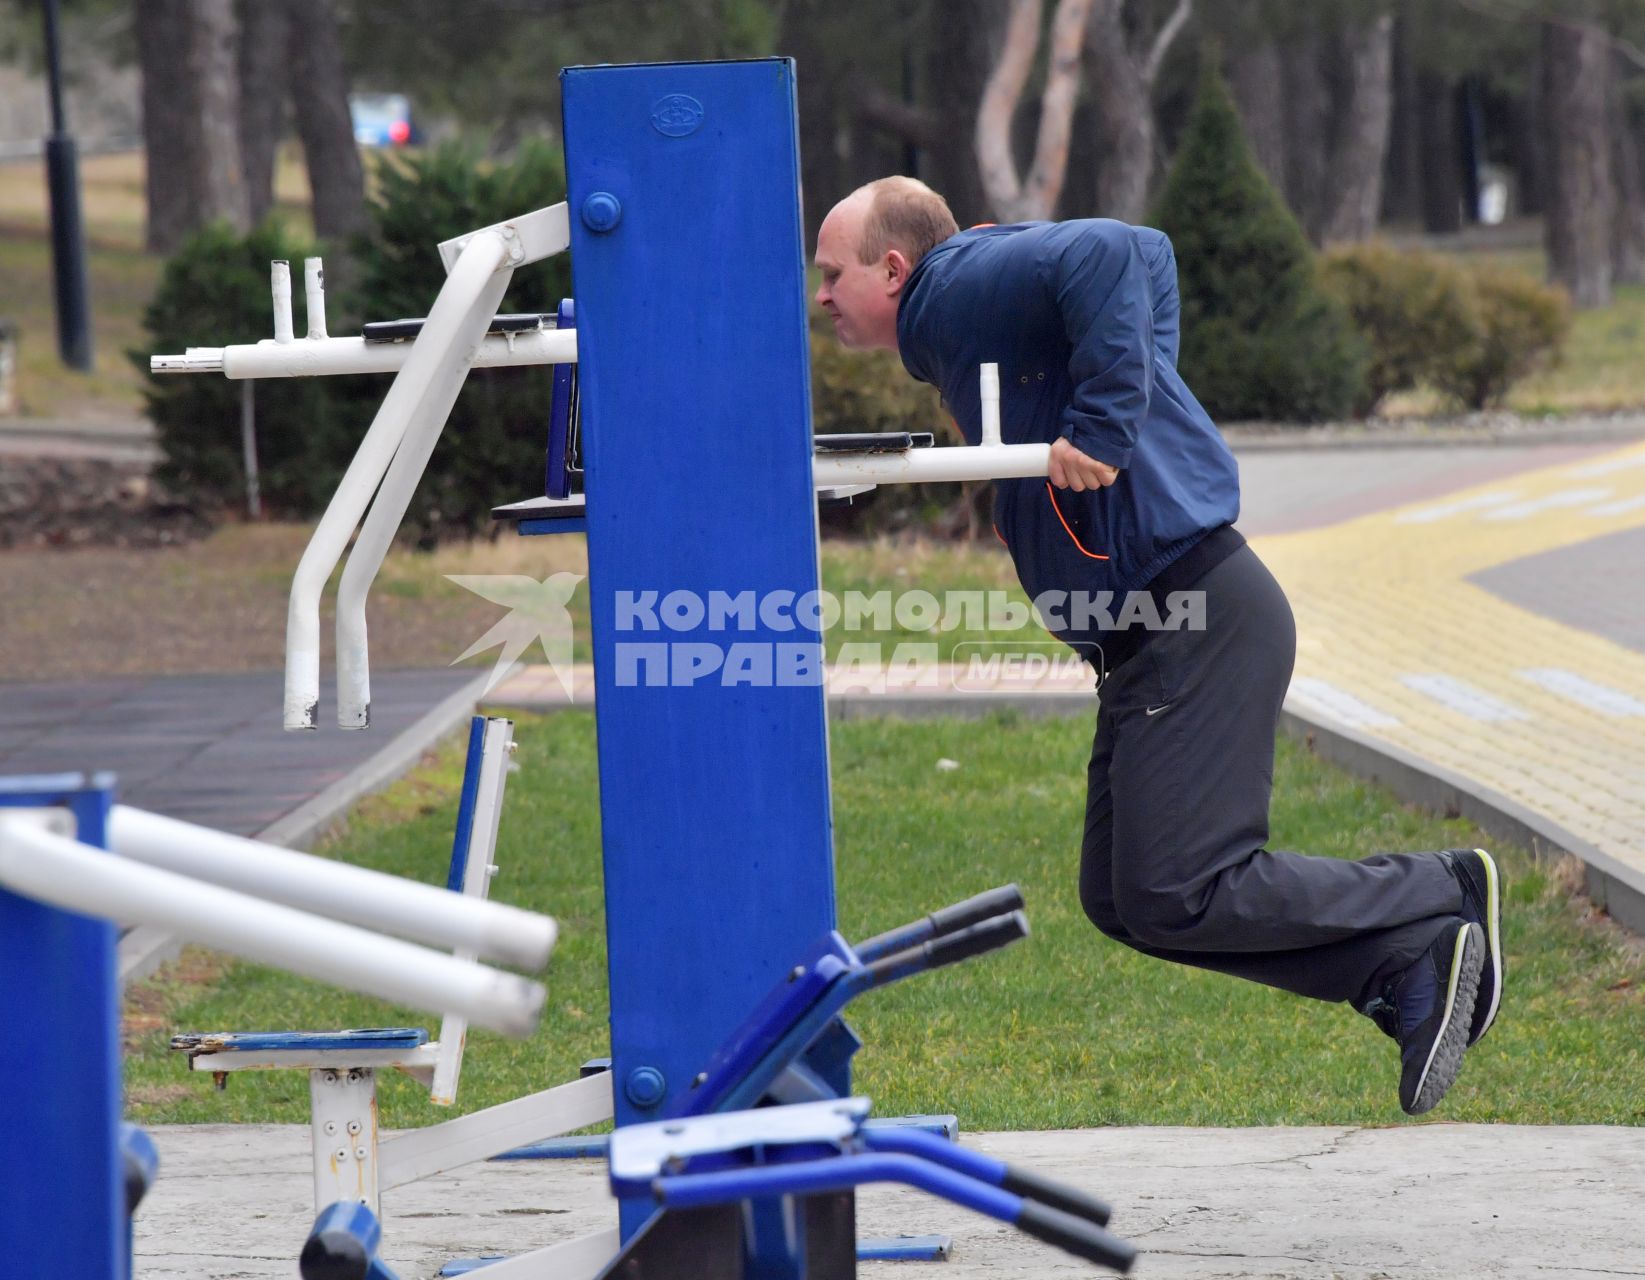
[1409,923,1485,1116]
[1468,848,1503,1047]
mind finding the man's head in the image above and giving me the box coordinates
[814,176,958,351]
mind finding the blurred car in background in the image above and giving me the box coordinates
[349,92,418,147]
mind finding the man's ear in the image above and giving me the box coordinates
[884,248,913,296]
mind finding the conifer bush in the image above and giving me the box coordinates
[1150,57,1367,423]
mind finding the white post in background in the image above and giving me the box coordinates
[271,260,295,344]
[304,257,328,340]
[240,379,261,520]
[980,361,1002,447]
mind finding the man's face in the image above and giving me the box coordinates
[814,197,900,351]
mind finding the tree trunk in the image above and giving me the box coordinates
[135,0,248,253]
[286,0,367,242]
[975,0,1095,222]
[1228,37,1287,196]
[1085,1,1153,221]
[786,0,843,248]
[238,0,288,227]
[923,0,1005,227]
[1508,67,1547,219]
[1381,5,1423,225]
[193,0,249,231]
[1543,20,1615,308]
[1282,30,1331,241]
[1322,11,1394,245]
[135,0,196,253]
[1609,60,1645,285]
[1416,70,1463,234]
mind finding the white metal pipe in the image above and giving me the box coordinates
[304,257,328,340]
[980,362,1002,447]
[271,261,295,344]
[283,230,511,731]
[813,443,1050,488]
[0,818,547,1038]
[336,264,513,729]
[106,805,555,970]
[149,329,578,379]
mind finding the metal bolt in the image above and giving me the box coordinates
[355,1146,369,1161]
[347,1120,362,1135]
[335,1147,350,1163]
[581,192,623,233]
[624,1065,667,1109]
[324,1121,338,1136]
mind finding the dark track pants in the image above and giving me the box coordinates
[1079,542,1463,1008]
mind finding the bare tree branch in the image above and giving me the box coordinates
[1143,0,1193,86]
[1024,0,1097,214]
[976,0,1044,219]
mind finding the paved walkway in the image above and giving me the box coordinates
[134,1122,1645,1278]
[0,669,480,841]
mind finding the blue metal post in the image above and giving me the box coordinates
[0,773,122,1278]
[561,58,837,1243]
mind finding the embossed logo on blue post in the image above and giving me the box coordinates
[651,94,704,137]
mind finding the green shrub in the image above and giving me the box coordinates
[1320,243,1483,415]
[1431,268,1572,411]
[133,220,353,516]
[343,140,572,544]
[1150,55,1367,423]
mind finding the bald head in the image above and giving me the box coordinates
[814,176,957,351]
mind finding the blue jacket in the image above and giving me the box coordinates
[897,220,1240,601]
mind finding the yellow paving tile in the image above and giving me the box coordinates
[1255,442,1645,881]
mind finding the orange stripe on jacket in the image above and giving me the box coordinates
[1044,482,1111,561]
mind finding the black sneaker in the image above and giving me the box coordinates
[1364,919,1486,1116]
[1443,848,1503,1046]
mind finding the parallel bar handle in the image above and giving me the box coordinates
[1018,1201,1137,1273]
[1002,1165,1113,1228]
[863,911,1028,988]
[854,883,1024,963]
[928,883,1025,939]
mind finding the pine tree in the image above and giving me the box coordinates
[1150,53,1368,423]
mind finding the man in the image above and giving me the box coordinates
[813,176,1504,1116]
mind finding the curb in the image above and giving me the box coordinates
[117,673,492,985]
[1222,418,1645,453]
[1276,706,1645,936]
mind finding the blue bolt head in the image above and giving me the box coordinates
[582,192,623,233]
[625,1065,667,1108]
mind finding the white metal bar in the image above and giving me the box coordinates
[378,1071,614,1189]
[431,718,514,1104]
[336,264,513,729]
[437,202,571,272]
[310,1067,380,1213]
[444,1228,620,1280]
[0,817,547,1037]
[980,362,1002,447]
[184,1043,439,1074]
[304,257,328,340]
[283,229,511,730]
[106,805,555,970]
[271,261,294,343]
[150,329,578,378]
[813,443,1050,487]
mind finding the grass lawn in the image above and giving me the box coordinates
[123,710,1645,1131]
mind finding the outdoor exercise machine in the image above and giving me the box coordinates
[142,56,1094,1277]
[0,768,558,1280]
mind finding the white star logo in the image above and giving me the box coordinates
[447,573,585,698]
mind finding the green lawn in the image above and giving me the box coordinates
[123,710,1645,1131]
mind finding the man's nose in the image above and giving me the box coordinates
[814,282,828,307]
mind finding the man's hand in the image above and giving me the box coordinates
[1049,437,1120,492]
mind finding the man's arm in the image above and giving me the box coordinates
[1136,227,1180,370]
[1041,220,1156,473]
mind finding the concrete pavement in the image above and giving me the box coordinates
[132,1122,1645,1278]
